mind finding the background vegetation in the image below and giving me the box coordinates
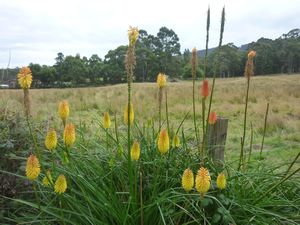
[1,28,299,88]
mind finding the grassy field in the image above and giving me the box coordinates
[1,74,300,165]
[1,74,300,224]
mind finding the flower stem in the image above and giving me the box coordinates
[247,122,254,167]
[201,98,206,165]
[260,102,269,158]
[238,77,250,171]
[158,88,163,129]
[165,88,170,135]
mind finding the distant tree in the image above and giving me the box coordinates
[104,45,127,83]
[248,38,275,75]
[182,49,191,65]
[29,63,42,80]
[39,66,57,85]
[54,52,65,80]
[60,55,88,85]
[208,43,242,77]
[135,30,160,81]
[88,54,104,84]
[156,27,181,75]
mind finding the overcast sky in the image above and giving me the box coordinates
[0,0,299,68]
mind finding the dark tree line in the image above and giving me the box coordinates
[1,28,299,88]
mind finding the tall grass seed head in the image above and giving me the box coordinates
[26,154,40,180]
[195,167,211,197]
[58,100,70,122]
[17,67,32,89]
[128,26,139,46]
[209,111,217,125]
[157,129,170,154]
[103,112,111,129]
[157,73,167,88]
[216,172,226,190]
[45,129,57,151]
[124,103,134,125]
[54,174,67,194]
[182,168,194,192]
[172,134,180,148]
[131,140,141,161]
[42,170,53,186]
[63,123,76,147]
[201,79,210,98]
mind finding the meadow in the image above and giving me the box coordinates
[1,74,300,164]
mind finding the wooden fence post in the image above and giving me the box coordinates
[208,117,228,164]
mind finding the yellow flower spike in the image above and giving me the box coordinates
[195,167,211,197]
[63,123,76,147]
[42,170,53,186]
[157,129,170,154]
[103,112,111,129]
[58,100,69,125]
[54,174,67,194]
[216,172,227,190]
[124,103,134,125]
[182,168,194,192]
[130,140,141,161]
[26,154,40,180]
[128,26,139,46]
[157,73,167,88]
[17,67,32,89]
[172,134,180,148]
[45,129,57,151]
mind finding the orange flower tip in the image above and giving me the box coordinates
[208,111,217,125]
[17,67,32,89]
[248,50,256,59]
[103,112,111,129]
[157,129,170,154]
[63,123,76,147]
[157,73,167,88]
[45,129,57,151]
[58,100,70,121]
[201,79,210,98]
[182,168,194,192]
[54,174,67,194]
[131,140,141,161]
[26,154,40,180]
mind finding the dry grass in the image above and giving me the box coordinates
[1,74,300,163]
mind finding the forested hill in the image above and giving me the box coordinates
[198,28,299,76]
[1,28,299,88]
